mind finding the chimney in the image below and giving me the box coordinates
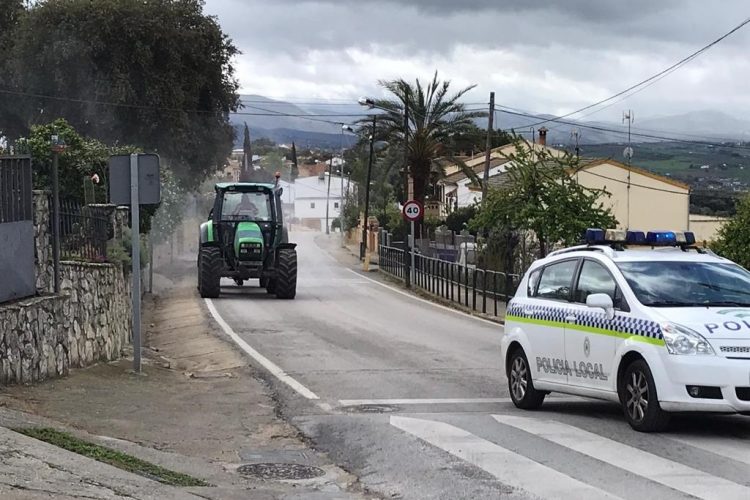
[538,127,548,147]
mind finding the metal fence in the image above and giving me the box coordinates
[378,244,521,318]
[0,156,35,303]
[52,198,112,262]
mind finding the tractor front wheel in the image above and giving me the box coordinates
[198,247,222,298]
[274,248,297,299]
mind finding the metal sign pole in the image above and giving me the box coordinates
[129,154,142,373]
[410,219,416,286]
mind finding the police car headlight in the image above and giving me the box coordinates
[661,323,715,355]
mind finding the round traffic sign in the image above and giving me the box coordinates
[402,200,424,222]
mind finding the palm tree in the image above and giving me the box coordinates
[363,72,485,205]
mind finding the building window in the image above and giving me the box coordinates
[310,202,315,209]
[334,202,340,209]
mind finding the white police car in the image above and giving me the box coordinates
[501,229,750,432]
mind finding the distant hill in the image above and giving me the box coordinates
[231,95,750,149]
[231,95,361,149]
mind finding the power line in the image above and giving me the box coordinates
[516,16,750,127]
[495,106,750,151]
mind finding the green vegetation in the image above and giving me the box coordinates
[471,136,617,257]
[711,195,750,270]
[16,427,210,487]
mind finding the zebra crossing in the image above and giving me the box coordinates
[390,412,750,500]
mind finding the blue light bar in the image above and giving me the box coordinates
[684,231,696,245]
[626,231,645,244]
[585,228,605,244]
[646,231,676,245]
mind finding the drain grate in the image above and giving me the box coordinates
[341,404,401,414]
[237,463,326,480]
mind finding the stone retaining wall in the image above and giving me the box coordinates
[0,192,133,385]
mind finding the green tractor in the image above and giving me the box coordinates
[197,181,297,299]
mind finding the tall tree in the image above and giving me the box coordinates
[366,72,485,204]
[4,0,239,188]
[0,0,25,140]
[470,135,617,257]
[241,122,252,181]
[290,142,299,182]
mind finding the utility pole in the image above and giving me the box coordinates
[481,92,495,201]
[623,110,635,229]
[360,115,376,260]
[571,129,581,159]
[325,155,333,235]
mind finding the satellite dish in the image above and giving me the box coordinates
[623,146,634,160]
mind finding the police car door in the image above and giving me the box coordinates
[525,258,580,385]
[565,258,621,392]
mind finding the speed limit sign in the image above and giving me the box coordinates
[402,200,424,222]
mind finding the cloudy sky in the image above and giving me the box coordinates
[204,0,750,121]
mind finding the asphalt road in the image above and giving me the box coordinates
[207,232,750,500]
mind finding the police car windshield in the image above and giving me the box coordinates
[617,261,750,307]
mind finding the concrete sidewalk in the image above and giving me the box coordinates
[0,257,363,500]
[0,425,200,499]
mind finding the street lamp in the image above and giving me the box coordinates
[358,115,376,260]
[358,96,411,285]
[340,124,356,247]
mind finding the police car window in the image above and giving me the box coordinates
[575,260,616,304]
[617,261,750,307]
[536,260,577,301]
[527,269,541,297]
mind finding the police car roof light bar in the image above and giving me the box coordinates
[626,231,646,244]
[646,231,677,245]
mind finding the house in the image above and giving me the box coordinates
[569,159,690,231]
[293,173,356,231]
[439,132,566,210]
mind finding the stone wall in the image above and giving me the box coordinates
[0,192,133,385]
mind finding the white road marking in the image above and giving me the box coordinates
[666,434,750,466]
[346,269,503,327]
[339,398,512,406]
[204,299,320,400]
[494,414,750,500]
[391,416,620,500]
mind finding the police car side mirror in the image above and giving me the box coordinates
[586,293,615,320]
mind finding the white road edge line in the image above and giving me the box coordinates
[493,414,749,500]
[346,269,502,327]
[340,398,511,406]
[391,416,621,500]
[204,298,320,400]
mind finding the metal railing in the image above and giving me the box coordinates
[379,245,406,279]
[378,244,521,318]
[51,198,112,262]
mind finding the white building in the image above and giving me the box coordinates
[293,173,355,231]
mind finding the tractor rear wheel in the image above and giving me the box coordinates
[274,248,297,299]
[198,247,222,298]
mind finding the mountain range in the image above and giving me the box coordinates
[231,95,750,149]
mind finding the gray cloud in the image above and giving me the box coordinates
[204,0,750,120]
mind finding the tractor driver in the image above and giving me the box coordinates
[233,193,259,218]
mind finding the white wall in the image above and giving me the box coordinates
[292,174,353,230]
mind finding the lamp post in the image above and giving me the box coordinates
[358,97,411,284]
[359,116,376,260]
[341,124,355,247]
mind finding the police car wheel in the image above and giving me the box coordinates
[508,349,545,410]
[619,359,670,432]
